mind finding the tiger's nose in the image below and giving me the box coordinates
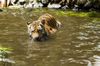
[38,28,43,32]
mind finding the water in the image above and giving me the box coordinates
[0,9,100,66]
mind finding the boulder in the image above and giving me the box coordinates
[47,3,61,9]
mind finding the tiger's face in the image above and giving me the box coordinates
[27,20,48,41]
[27,13,61,41]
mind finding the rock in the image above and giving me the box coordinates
[33,2,43,8]
[19,0,26,5]
[25,3,33,9]
[72,5,79,11]
[8,5,23,9]
[47,3,61,9]
[9,0,16,5]
[25,0,43,9]
[61,4,69,10]
[24,1,34,9]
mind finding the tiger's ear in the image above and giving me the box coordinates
[41,19,45,25]
[27,22,31,25]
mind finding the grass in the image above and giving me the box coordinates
[0,47,12,52]
[54,10,100,17]
[0,46,12,59]
[42,9,100,22]
[2,8,100,17]
[1,8,100,22]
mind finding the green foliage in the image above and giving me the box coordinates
[0,47,12,51]
[88,11,97,17]
[66,11,88,17]
[29,9,100,23]
[0,47,14,65]
[51,10,99,18]
[0,47,12,58]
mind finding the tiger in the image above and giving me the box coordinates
[27,13,61,41]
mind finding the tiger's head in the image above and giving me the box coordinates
[27,20,48,41]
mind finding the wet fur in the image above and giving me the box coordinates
[27,13,61,41]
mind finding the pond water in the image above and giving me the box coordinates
[0,9,100,66]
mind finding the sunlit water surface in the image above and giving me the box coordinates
[0,9,100,66]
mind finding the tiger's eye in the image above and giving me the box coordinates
[50,28,52,30]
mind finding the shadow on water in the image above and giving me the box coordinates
[0,9,100,66]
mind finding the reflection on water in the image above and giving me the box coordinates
[0,9,100,66]
[86,55,100,66]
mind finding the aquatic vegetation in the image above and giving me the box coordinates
[0,47,15,65]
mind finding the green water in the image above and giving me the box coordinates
[0,9,100,66]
